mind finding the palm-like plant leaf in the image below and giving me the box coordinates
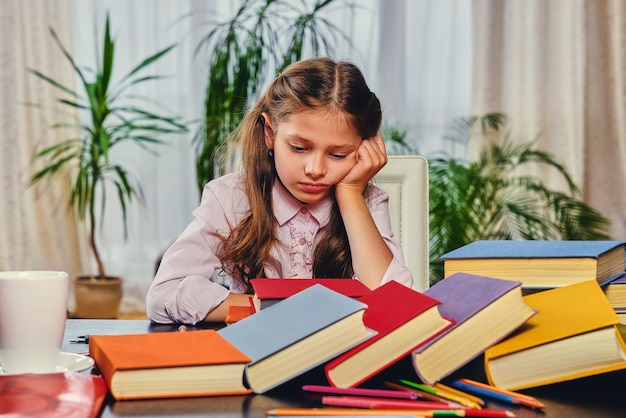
[429,114,610,284]
[29,13,187,278]
[193,0,349,193]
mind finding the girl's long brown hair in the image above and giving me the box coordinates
[220,57,382,289]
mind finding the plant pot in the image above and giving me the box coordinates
[73,275,123,319]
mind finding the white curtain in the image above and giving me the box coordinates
[376,0,473,157]
[1,0,471,314]
[471,0,626,240]
[0,0,89,297]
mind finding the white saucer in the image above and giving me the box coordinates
[0,352,94,375]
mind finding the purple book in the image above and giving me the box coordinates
[410,272,535,385]
[607,272,626,285]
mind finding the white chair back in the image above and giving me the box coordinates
[373,156,430,291]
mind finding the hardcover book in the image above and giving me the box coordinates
[250,277,370,311]
[218,284,375,394]
[484,280,626,390]
[0,372,107,418]
[411,272,535,385]
[88,329,252,400]
[441,240,626,289]
[604,272,626,323]
[324,280,453,388]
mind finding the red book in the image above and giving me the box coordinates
[0,372,107,418]
[324,280,454,388]
[250,278,370,311]
[89,329,252,400]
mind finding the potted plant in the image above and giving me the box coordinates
[427,113,610,283]
[29,15,187,318]
[193,0,350,193]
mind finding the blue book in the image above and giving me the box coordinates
[441,240,625,289]
[218,284,374,394]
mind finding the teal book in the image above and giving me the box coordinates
[218,284,374,394]
[441,240,625,289]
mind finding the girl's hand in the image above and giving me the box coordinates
[337,135,387,194]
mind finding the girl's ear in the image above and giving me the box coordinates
[261,112,275,149]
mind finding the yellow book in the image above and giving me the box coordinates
[484,280,626,390]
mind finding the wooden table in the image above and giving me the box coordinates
[63,319,626,418]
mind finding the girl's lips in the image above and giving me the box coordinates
[300,183,329,193]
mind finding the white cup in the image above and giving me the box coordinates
[0,270,69,374]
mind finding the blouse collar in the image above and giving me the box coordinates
[272,180,333,227]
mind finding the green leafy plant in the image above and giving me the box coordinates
[193,0,349,193]
[428,113,610,283]
[29,15,187,279]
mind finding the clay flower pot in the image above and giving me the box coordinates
[73,276,123,319]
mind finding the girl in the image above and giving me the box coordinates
[147,57,414,324]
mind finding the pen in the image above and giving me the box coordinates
[450,380,545,410]
[70,335,90,344]
[302,384,419,399]
[398,379,482,410]
[454,379,545,410]
[321,395,460,410]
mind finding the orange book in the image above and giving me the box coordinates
[324,280,454,388]
[89,329,252,400]
[250,278,370,311]
[225,304,254,324]
[0,372,107,418]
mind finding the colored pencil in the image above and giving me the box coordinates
[321,396,460,410]
[266,407,516,417]
[433,383,485,407]
[398,380,483,410]
[455,379,545,410]
[266,408,428,417]
[302,384,418,399]
[456,380,541,404]
[383,382,465,407]
[450,381,545,410]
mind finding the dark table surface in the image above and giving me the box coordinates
[63,319,626,418]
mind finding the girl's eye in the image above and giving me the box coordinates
[331,154,348,160]
[290,145,306,153]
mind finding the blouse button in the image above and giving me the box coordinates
[299,238,306,245]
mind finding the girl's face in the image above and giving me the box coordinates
[264,108,362,204]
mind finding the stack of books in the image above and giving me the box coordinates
[89,276,535,401]
[91,284,375,398]
[440,239,626,391]
[87,240,626,403]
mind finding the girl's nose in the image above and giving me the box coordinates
[305,154,326,179]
